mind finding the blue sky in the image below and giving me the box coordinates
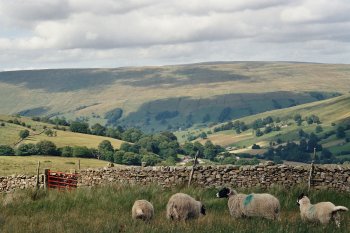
[1,0,350,70]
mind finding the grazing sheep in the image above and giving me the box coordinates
[297,193,348,228]
[216,187,280,220]
[132,200,154,221]
[166,193,206,221]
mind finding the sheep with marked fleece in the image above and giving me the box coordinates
[131,200,154,221]
[166,193,206,221]
[297,193,348,228]
[216,187,280,220]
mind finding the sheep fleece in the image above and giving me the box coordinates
[166,193,202,220]
[132,200,154,220]
[228,193,280,220]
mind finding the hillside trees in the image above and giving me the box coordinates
[0,145,14,155]
[19,129,30,139]
[70,121,90,134]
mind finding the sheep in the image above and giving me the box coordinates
[131,200,154,221]
[166,193,206,221]
[297,193,348,228]
[216,187,280,220]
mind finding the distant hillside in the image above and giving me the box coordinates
[0,115,124,148]
[181,94,350,161]
[0,61,349,132]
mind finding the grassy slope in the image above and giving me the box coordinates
[0,185,349,233]
[0,115,124,148]
[179,94,350,151]
[0,156,122,176]
[0,62,350,132]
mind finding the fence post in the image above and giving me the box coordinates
[36,161,40,190]
[44,169,49,190]
[308,148,316,192]
[78,159,81,170]
[188,151,199,188]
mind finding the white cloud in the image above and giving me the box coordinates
[0,0,350,70]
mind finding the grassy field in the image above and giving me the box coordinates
[0,115,124,148]
[0,156,121,176]
[0,185,349,233]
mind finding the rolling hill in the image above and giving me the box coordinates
[0,61,349,132]
[179,94,350,159]
[0,115,124,149]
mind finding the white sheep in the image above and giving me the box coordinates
[166,193,206,221]
[216,187,280,220]
[131,200,154,221]
[297,193,348,228]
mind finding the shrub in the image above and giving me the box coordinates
[60,146,73,157]
[0,145,14,155]
[19,129,30,139]
[0,122,5,127]
[122,152,141,165]
[252,144,261,149]
[15,143,37,156]
[141,153,162,166]
[73,146,93,158]
[36,140,58,155]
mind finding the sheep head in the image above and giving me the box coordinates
[216,187,236,198]
[297,193,310,206]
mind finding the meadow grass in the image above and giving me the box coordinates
[0,185,349,233]
[0,156,123,176]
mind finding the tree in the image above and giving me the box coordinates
[199,132,207,139]
[114,150,124,164]
[0,145,14,155]
[336,126,346,138]
[36,140,58,155]
[60,146,73,157]
[98,140,114,161]
[122,152,141,165]
[255,129,263,137]
[19,129,30,139]
[252,144,261,149]
[91,123,106,136]
[72,146,93,158]
[70,121,90,134]
[44,129,54,137]
[315,125,323,133]
[141,153,161,166]
[15,143,37,156]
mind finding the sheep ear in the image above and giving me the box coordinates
[297,193,305,200]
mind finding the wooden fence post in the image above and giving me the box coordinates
[44,169,49,191]
[36,161,40,190]
[308,148,316,192]
[188,151,199,188]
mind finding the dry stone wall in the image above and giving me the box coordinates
[1,164,349,192]
[0,174,45,192]
[78,164,350,192]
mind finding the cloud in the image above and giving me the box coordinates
[0,0,350,70]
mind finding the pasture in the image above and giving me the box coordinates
[0,185,349,233]
[0,156,120,176]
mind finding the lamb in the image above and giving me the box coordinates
[131,200,154,221]
[297,193,348,228]
[166,193,206,221]
[216,187,280,220]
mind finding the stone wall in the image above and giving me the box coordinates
[1,164,350,192]
[78,164,350,192]
[0,174,45,192]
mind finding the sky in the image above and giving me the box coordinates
[1,0,350,70]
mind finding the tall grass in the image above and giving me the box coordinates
[0,185,349,233]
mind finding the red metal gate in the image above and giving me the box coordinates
[47,170,78,191]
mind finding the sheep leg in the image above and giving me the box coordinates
[332,212,341,228]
